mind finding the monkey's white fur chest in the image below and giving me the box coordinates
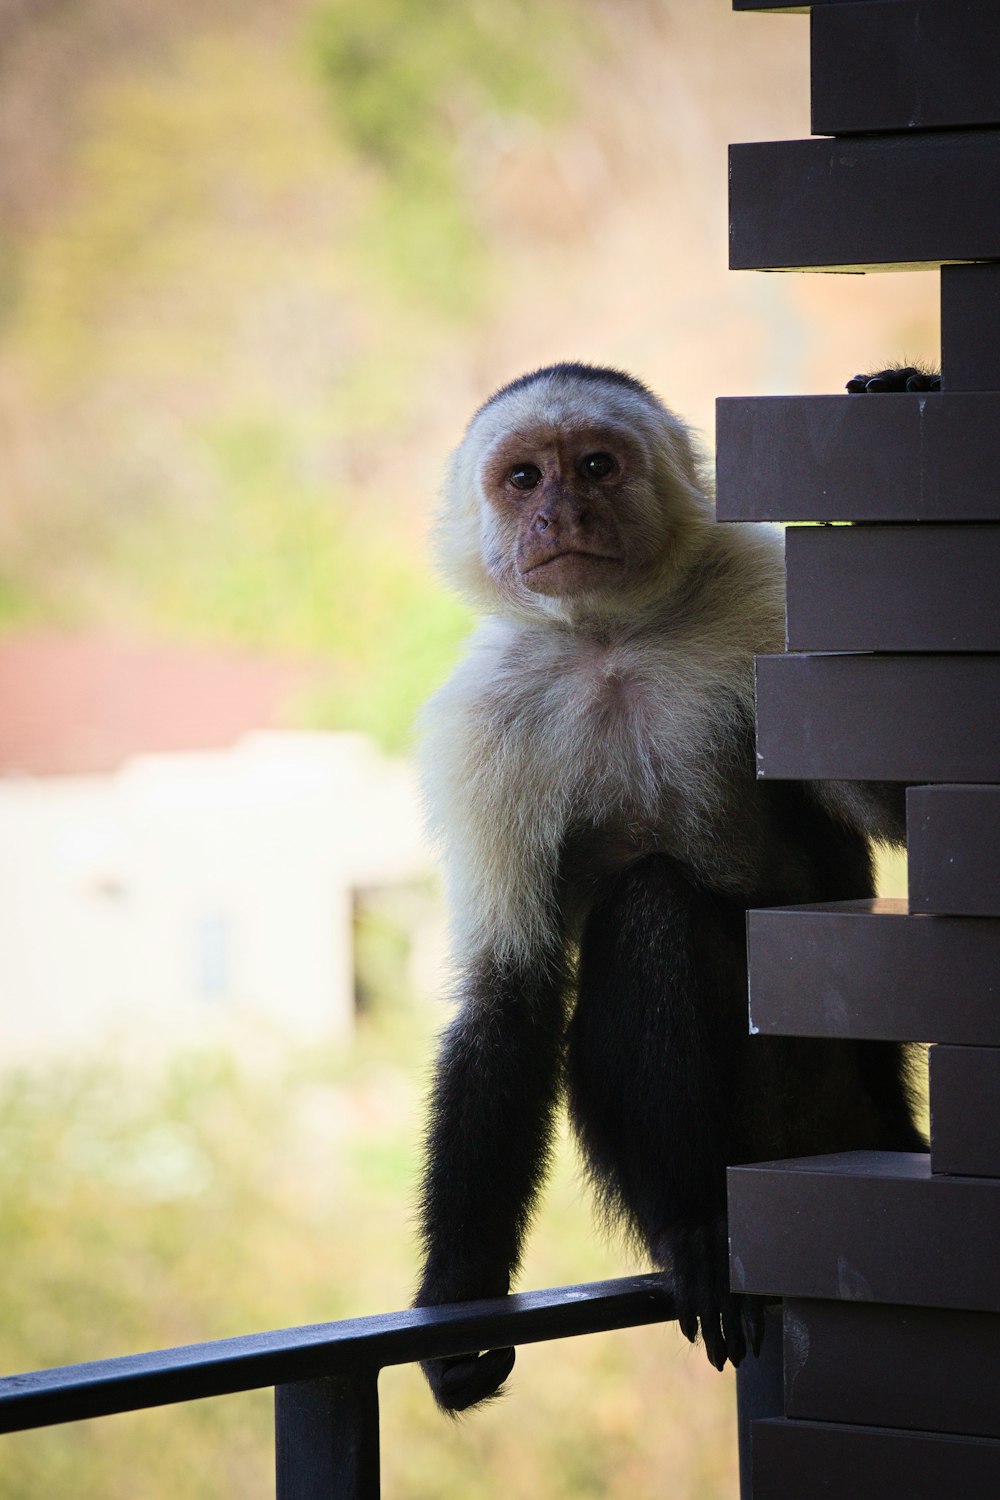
[421,613,757,965]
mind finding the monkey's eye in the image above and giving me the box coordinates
[581,452,617,480]
[508,463,542,491]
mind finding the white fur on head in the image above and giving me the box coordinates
[433,364,713,620]
[421,363,788,968]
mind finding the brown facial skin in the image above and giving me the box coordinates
[483,424,640,598]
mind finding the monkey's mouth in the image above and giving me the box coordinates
[521,549,623,576]
[520,549,625,596]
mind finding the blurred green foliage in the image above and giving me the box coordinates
[312,0,565,168]
[308,0,573,316]
[110,412,471,749]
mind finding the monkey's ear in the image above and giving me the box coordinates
[421,1347,516,1414]
[846,366,941,393]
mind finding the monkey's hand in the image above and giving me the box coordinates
[846,366,940,393]
[655,1218,765,1372]
[420,1346,517,1415]
[415,1266,517,1414]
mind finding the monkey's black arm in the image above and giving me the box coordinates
[416,949,566,1412]
[567,856,761,1372]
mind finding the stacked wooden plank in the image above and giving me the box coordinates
[721,3,1000,1495]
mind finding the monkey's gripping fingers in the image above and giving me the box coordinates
[657,1219,760,1372]
[420,1347,516,1415]
[846,366,940,394]
[741,1293,767,1362]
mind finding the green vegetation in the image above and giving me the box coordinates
[111,413,472,750]
[309,0,574,316]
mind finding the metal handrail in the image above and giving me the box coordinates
[0,1274,679,1499]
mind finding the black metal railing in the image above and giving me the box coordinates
[0,1274,681,1500]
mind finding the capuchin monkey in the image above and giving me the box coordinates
[414,362,924,1414]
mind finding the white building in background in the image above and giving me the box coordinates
[0,634,436,1060]
[0,732,432,1058]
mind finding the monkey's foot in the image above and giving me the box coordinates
[846,366,940,393]
[654,1219,764,1371]
[421,1347,516,1415]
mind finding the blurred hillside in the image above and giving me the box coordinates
[0,0,938,749]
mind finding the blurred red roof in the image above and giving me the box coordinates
[0,633,319,775]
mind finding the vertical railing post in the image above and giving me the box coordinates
[275,1373,380,1500]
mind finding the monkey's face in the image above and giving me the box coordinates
[481,422,659,600]
[436,369,711,617]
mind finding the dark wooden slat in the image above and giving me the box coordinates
[728,1150,1000,1309]
[942,263,1000,392]
[783,1299,1000,1439]
[734,1,874,10]
[755,654,1000,782]
[752,1417,1000,1500]
[931,1046,1000,1177]
[715,394,1000,522]
[908,786,1000,916]
[784,525,1000,652]
[0,1274,674,1434]
[275,1376,380,1500]
[811,1,1000,136]
[747,899,1000,1043]
[730,132,1000,271]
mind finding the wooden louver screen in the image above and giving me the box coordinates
[721,2,1000,1496]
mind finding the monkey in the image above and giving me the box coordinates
[414,362,925,1414]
